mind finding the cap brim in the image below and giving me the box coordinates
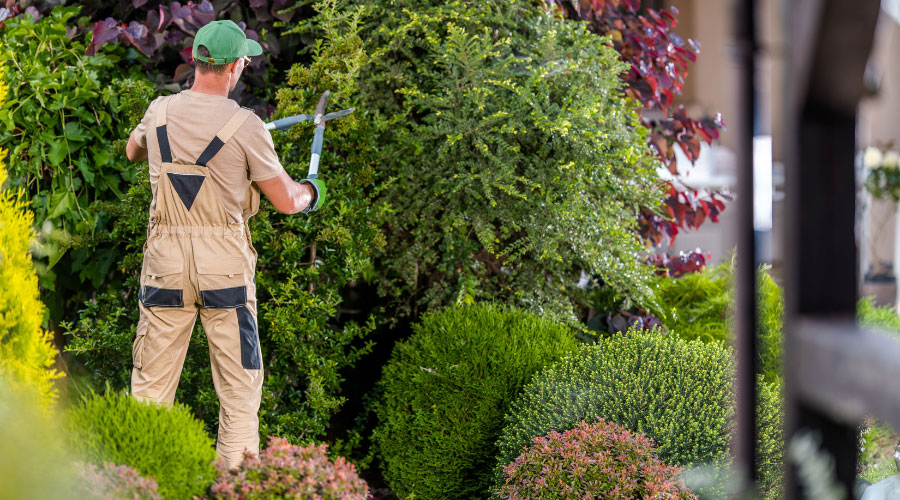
[244,39,263,57]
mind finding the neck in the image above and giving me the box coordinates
[190,73,232,97]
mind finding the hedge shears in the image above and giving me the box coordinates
[264,90,354,185]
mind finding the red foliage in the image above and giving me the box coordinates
[646,249,710,278]
[549,0,728,249]
[75,461,162,500]
[639,185,731,248]
[204,436,370,500]
[497,417,697,499]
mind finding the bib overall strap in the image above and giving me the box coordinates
[196,108,254,167]
[155,96,173,163]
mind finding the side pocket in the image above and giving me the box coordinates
[197,258,247,309]
[132,332,147,370]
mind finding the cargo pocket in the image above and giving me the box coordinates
[141,256,184,308]
[197,258,247,309]
[132,332,147,369]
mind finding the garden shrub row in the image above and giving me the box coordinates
[373,304,783,499]
[373,302,580,499]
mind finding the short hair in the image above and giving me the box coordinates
[195,45,229,75]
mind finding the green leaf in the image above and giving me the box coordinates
[77,158,95,186]
[47,191,73,219]
[91,145,110,167]
[64,121,90,142]
[47,139,68,166]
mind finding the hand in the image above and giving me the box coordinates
[299,177,326,213]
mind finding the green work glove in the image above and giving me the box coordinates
[300,177,326,213]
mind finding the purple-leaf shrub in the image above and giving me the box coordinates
[496,418,697,500]
[647,249,710,278]
[75,461,162,500]
[204,436,370,500]
[548,0,729,248]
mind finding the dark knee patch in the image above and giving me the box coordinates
[141,286,184,308]
[236,306,261,370]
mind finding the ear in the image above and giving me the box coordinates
[228,60,240,75]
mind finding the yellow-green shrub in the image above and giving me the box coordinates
[0,67,61,411]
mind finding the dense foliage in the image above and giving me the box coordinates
[373,302,579,499]
[66,390,218,500]
[64,0,382,447]
[80,0,305,116]
[496,418,696,499]
[0,73,61,410]
[547,0,728,247]
[75,462,162,500]
[494,329,783,498]
[656,260,900,384]
[858,296,900,337]
[204,436,369,499]
[654,260,783,383]
[353,0,665,323]
[0,7,158,320]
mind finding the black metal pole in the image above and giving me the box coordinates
[733,0,758,496]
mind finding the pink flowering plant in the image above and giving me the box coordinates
[75,462,162,500]
[204,436,370,500]
[496,418,696,500]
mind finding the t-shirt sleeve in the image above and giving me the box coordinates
[130,97,161,149]
[245,121,285,182]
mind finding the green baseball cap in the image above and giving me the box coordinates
[192,20,263,65]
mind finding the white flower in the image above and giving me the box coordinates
[864,146,884,168]
[884,151,900,169]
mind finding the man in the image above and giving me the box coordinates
[125,20,325,469]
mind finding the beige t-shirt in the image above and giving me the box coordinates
[131,89,284,224]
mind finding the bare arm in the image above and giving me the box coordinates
[126,132,148,162]
[256,170,316,214]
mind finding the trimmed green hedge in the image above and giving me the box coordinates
[66,390,218,499]
[373,302,580,500]
[495,329,783,498]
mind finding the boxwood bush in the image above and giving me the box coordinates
[373,302,580,500]
[495,329,783,498]
[66,390,218,500]
[496,417,696,499]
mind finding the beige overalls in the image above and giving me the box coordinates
[131,96,263,469]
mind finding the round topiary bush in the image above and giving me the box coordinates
[203,436,369,499]
[495,329,783,497]
[373,302,580,500]
[66,390,218,499]
[496,417,696,499]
